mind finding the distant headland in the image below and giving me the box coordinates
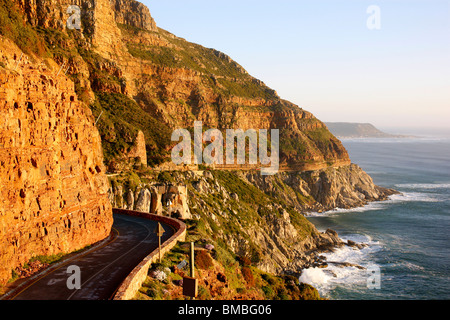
[325,122,412,139]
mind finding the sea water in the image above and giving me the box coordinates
[302,135,450,300]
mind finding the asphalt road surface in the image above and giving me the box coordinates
[8,213,175,300]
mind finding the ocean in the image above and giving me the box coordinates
[300,135,450,300]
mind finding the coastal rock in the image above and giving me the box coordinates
[328,261,366,270]
[245,164,398,213]
[302,163,398,210]
[346,240,368,250]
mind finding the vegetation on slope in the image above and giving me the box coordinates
[121,24,278,100]
[110,169,323,300]
[135,242,321,301]
[91,92,171,166]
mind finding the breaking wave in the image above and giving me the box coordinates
[299,233,382,298]
[395,183,450,190]
[306,191,444,217]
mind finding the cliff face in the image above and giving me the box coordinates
[245,164,397,213]
[4,0,350,170]
[0,37,113,285]
[112,0,157,32]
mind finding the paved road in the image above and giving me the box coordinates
[8,213,175,300]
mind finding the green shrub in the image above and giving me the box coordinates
[261,273,277,286]
[8,270,19,283]
[261,286,274,298]
[124,171,141,192]
[197,285,212,300]
[29,253,64,265]
[298,283,322,300]
[158,171,174,183]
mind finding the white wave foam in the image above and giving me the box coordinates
[395,183,450,190]
[306,191,443,217]
[299,268,331,288]
[401,261,426,272]
[387,192,442,203]
[306,202,384,217]
[299,234,382,297]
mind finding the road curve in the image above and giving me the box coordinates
[6,213,175,300]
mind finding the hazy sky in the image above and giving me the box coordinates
[142,0,450,131]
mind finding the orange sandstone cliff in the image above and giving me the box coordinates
[0,37,113,285]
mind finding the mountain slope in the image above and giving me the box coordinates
[2,0,350,171]
[326,122,406,138]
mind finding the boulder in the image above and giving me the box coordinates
[135,188,151,212]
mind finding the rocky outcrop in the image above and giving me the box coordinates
[110,183,192,220]
[127,130,147,167]
[300,164,397,211]
[176,170,349,275]
[112,0,158,31]
[245,164,398,213]
[0,38,113,285]
[113,169,386,276]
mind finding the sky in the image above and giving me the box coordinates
[141,0,450,132]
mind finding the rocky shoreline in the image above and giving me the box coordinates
[304,230,370,271]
